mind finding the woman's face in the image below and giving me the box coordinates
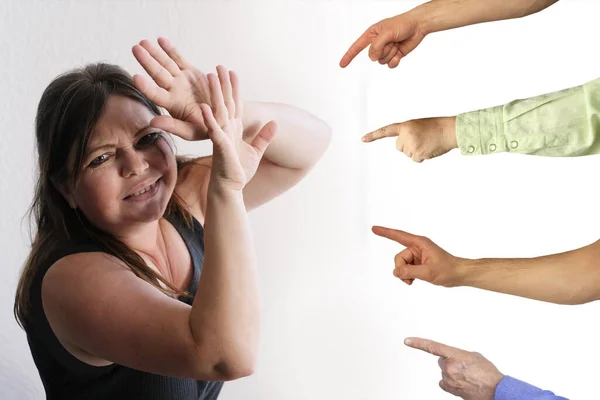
[68,95,177,234]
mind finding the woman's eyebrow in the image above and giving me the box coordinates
[134,124,152,137]
[84,143,115,159]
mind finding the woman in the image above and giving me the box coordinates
[14,38,331,399]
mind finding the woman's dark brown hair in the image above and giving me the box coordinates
[14,63,194,329]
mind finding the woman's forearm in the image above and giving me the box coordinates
[242,101,331,170]
[414,0,559,35]
[459,240,600,304]
[189,186,259,378]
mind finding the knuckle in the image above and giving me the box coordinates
[438,380,447,391]
[395,136,404,150]
[403,120,416,133]
[445,362,459,375]
[420,236,433,245]
[394,253,404,266]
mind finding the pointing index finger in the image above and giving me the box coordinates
[404,337,463,359]
[362,124,399,142]
[372,226,419,247]
[340,29,374,68]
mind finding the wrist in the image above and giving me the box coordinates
[410,2,442,36]
[207,183,244,201]
[441,116,458,150]
[452,257,477,286]
[492,373,505,388]
[488,373,505,400]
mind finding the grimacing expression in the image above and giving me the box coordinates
[67,95,177,234]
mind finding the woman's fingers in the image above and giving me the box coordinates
[201,104,238,167]
[149,115,203,142]
[217,65,235,120]
[139,39,181,77]
[132,74,171,107]
[200,103,224,145]
[157,37,193,70]
[230,70,243,119]
[207,73,228,126]
[132,44,174,89]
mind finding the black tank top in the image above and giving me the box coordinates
[25,211,224,400]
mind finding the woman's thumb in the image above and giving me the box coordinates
[250,120,278,155]
[201,104,226,147]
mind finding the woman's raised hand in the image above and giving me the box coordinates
[132,37,229,141]
[199,66,277,191]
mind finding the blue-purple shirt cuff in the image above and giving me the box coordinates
[495,376,569,400]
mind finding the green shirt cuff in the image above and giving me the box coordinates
[456,106,506,156]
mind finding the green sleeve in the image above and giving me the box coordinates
[456,77,600,156]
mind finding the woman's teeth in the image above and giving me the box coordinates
[130,181,157,197]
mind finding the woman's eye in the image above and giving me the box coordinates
[89,154,110,168]
[137,132,161,147]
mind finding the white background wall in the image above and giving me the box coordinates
[0,1,598,399]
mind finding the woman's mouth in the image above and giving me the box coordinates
[124,179,160,201]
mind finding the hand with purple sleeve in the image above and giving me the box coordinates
[404,337,569,400]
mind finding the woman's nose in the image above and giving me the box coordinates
[121,148,149,178]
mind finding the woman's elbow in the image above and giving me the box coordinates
[316,117,332,150]
[304,116,332,167]
[218,340,257,380]
[214,357,256,381]
[193,340,258,381]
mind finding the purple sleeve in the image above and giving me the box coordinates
[495,376,569,400]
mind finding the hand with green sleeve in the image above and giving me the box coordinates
[363,77,600,161]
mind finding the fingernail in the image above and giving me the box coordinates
[361,136,368,142]
[404,338,412,345]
